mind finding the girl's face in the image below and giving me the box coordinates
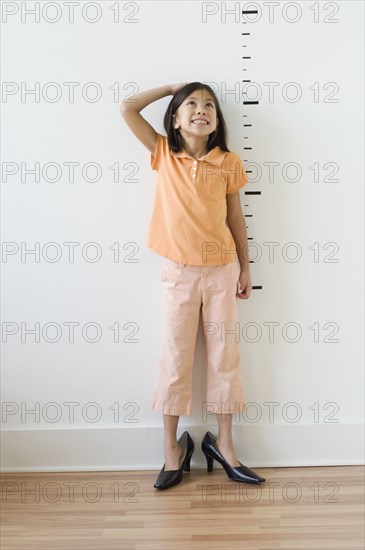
[173,88,219,139]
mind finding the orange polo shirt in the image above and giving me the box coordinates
[146,133,249,266]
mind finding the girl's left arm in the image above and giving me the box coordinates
[226,192,250,271]
[227,192,252,299]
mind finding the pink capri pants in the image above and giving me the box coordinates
[151,258,247,416]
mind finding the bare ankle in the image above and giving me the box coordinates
[164,440,179,450]
[217,436,233,446]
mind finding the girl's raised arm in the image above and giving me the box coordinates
[119,84,172,155]
[120,83,188,154]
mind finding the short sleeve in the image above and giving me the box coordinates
[150,133,164,171]
[226,154,249,194]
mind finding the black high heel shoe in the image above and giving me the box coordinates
[154,431,194,490]
[201,431,265,484]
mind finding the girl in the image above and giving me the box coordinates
[120,82,265,490]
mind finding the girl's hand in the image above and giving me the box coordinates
[236,269,252,300]
[170,82,189,95]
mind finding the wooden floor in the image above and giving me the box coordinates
[1,466,364,550]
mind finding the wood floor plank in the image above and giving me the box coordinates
[1,466,363,550]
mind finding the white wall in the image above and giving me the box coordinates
[1,0,364,471]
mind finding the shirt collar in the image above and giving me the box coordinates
[170,144,226,166]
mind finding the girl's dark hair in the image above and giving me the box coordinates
[163,82,230,153]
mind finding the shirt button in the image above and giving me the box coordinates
[193,161,197,165]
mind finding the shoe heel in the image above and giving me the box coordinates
[184,449,193,472]
[204,452,214,473]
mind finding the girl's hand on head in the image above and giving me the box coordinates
[170,82,189,95]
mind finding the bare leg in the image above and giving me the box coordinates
[216,413,241,467]
[163,413,184,470]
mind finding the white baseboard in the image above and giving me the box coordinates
[1,424,364,472]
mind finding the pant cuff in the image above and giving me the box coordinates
[151,400,191,416]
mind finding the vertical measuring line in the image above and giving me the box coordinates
[242,8,262,290]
